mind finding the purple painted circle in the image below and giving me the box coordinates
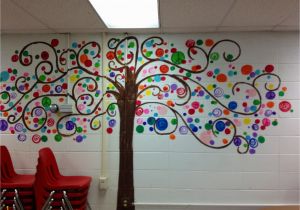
[66,121,75,130]
[249,149,256,154]
[179,126,188,135]
[76,135,83,142]
[14,123,24,132]
[250,72,256,78]
[252,124,259,131]
[55,85,62,93]
[198,90,205,96]
[0,119,8,131]
[17,133,27,141]
[108,119,116,127]
[171,84,177,91]
[264,109,273,117]
[265,91,276,100]
[212,108,222,117]
[233,137,242,146]
[187,117,193,123]
[34,108,43,116]
[18,85,25,91]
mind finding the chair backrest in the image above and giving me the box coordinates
[38,147,62,180]
[0,145,17,179]
[35,147,61,210]
[34,157,46,210]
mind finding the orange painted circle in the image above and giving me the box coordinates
[80,54,88,63]
[160,65,169,73]
[169,134,176,140]
[155,48,164,57]
[266,101,275,108]
[205,39,214,47]
[216,73,227,82]
[241,65,253,75]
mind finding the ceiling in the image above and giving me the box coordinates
[1,0,299,34]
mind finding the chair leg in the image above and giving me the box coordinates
[0,203,5,210]
[0,189,6,199]
[61,198,67,210]
[14,189,24,210]
[0,197,6,206]
[42,191,55,210]
[62,191,73,210]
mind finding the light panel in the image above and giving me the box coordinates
[89,0,159,28]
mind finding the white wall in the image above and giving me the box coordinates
[0,32,299,210]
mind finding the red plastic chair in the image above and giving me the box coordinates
[0,145,35,209]
[35,147,91,210]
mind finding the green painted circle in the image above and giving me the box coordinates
[258,136,265,143]
[42,97,51,107]
[253,99,261,105]
[109,104,115,111]
[171,51,185,64]
[41,135,48,142]
[76,127,83,133]
[171,119,178,125]
[23,51,29,56]
[205,123,212,130]
[39,75,46,81]
[54,134,62,142]
[279,91,284,96]
[136,125,144,133]
[1,92,9,100]
[84,49,89,54]
[210,52,220,61]
[196,40,203,45]
[226,54,234,61]
[70,54,76,59]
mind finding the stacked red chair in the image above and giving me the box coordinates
[35,147,91,210]
[0,145,35,210]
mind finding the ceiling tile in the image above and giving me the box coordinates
[217,26,273,32]
[222,0,299,27]
[160,0,235,28]
[162,27,217,33]
[12,0,106,32]
[1,0,51,33]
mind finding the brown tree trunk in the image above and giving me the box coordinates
[116,70,136,210]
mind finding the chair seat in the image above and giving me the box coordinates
[2,190,34,197]
[46,176,91,189]
[1,174,35,188]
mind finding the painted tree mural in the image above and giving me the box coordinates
[0,35,293,210]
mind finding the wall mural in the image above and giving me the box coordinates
[0,36,293,210]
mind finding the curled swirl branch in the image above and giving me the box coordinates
[107,36,139,69]
[252,73,281,91]
[137,38,241,76]
[136,102,179,135]
[136,74,191,106]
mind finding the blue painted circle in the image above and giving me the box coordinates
[228,101,238,110]
[155,118,168,131]
[215,121,226,132]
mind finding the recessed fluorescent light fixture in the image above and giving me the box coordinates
[89,0,159,28]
